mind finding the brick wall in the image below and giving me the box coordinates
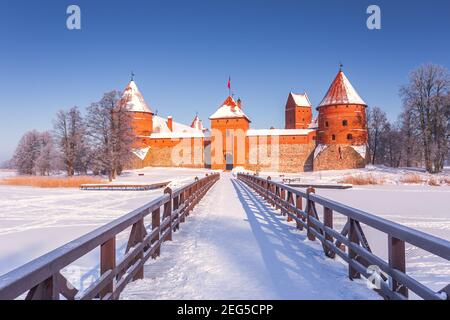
[246,137,316,173]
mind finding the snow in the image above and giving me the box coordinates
[132,147,150,160]
[318,71,366,107]
[190,115,205,131]
[247,129,314,136]
[209,97,250,121]
[121,173,378,299]
[314,144,328,159]
[350,145,368,159]
[0,167,211,282]
[290,92,312,107]
[1,166,448,299]
[150,115,204,138]
[120,80,153,113]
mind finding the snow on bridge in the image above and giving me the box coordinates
[121,173,378,299]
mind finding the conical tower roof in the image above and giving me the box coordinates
[119,80,153,113]
[191,114,205,131]
[318,71,366,108]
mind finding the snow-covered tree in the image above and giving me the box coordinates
[86,91,135,181]
[12,130,58,175]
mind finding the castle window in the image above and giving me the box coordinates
[325,121,329,127]
[332,134,336,141]
[347,134,353,140]
[342,120,348,126]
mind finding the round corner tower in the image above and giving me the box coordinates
[314,70,368,170]
[119,79,154,140]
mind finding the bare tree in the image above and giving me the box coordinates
[86,91,135,181]
[53,107,88,176]
[35,132,59,176]
[400,63,450,173]
[367,106,389,164]
[12,130,58,175]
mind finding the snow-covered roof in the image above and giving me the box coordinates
[318,71,366,108]
[247,128,314,136]
[119,80,153,113]
[150,115,204,138]
[290,92,312,107]
[308,117,318,129]
[132,147,151,160]
[209,96,250,121]
[191,115,205,131]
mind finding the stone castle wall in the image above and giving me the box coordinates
[313,144,367,171]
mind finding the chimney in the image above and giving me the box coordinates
[167,116,173,131]
[237,98,242,109]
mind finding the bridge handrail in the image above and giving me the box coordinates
[0,173,220,300]
[237,173,450,300]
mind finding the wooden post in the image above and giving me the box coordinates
[134,219,145,280]
[306,187,316,241]
[348,218,360,279]
[295,194,303,230]
[267,177,272,205]
[280,188,286,216]
[152,208,161,258]
[179,191,186,223]
[100,237,116,298]
[286,191,293,222]
[323,207,335,258]
[25,276,59,300]
[173,194,180,231]
[388,235,408,297]
[163,187,173,241]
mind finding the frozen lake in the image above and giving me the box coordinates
[0,168,448,298]
[0,167,210,277]
[309,185,450,295]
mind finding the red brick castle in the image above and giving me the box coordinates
[123,69,368,172]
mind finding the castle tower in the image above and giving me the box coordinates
[191,114,206,132]
[285,92,312,129]
[314,69,368,170]
[209,96,250,170]
[118,78,154,138]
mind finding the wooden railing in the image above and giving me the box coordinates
[0,173,220,300]
[237,173,450,300]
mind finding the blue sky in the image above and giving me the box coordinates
[1,0,449,161]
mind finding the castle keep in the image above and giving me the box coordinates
[124,69,368,172]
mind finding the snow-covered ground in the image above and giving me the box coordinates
[0,166,448,299]
[121,173,378,300]
[0,167,211,278]
[250,165,450,186]
[315,185,450,296]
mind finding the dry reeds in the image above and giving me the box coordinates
[0,176,105,188]
[400,174,424,184]
[340,174,384,185]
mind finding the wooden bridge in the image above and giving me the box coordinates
[0,172,449,300]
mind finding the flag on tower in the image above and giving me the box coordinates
[227,76,231,95]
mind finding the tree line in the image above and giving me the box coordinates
[11,90,135,181]
[367,64,449,173]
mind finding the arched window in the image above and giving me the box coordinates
[347,134,353,140]
[325,121,329,127]
[332,134,336,141]
[342,120,348,126]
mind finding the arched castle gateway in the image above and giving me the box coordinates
[126,69,368,172]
